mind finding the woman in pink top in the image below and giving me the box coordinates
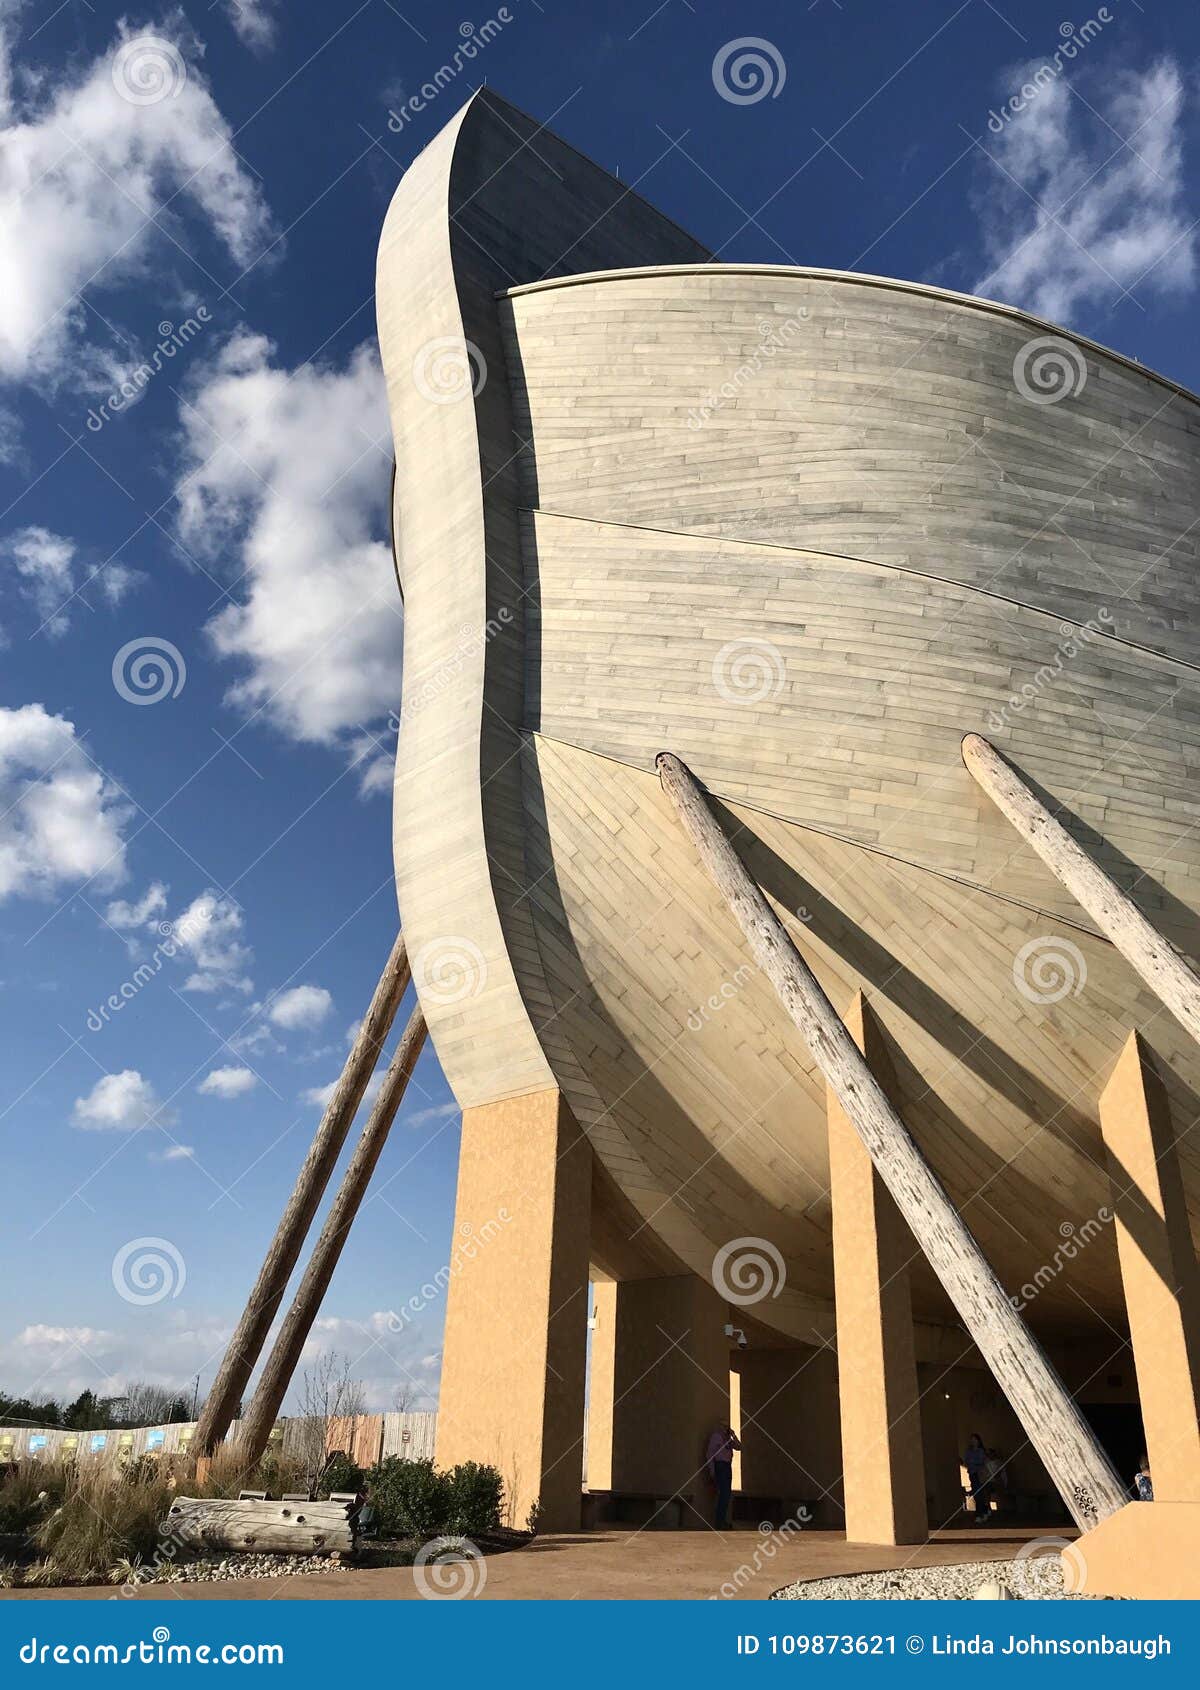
[706,1423,741,1529]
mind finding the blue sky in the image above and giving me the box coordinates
[1,0,1198,1416]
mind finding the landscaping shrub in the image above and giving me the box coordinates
[364,1456,450,1538]
[318,1452,363,1499]
[34,1464,173,1584]
[444,1461,503,1536]
[0,1467,52,1537]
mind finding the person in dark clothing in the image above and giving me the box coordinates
[706,1423,741,1529]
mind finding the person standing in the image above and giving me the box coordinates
[706,1423,741,1529]
[963,1431,989,1519]
[1134,1454,1153,1501]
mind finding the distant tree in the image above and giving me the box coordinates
[294,1352,367,1493]
[119,1381,184,1426]
[0,1393,62,1427]
[166,1397,191,1424]
[64,1390,104,1430]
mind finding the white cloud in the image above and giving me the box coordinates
[174,330,399,765]
[198,1064,256,1097]
[105,880,167,930]
[152,1143,195,1161]
[973,59,1195,324]
[301,1070,382,1111]
[0,703,129,901]
[3,526,72,633]
[2,526,139,635]
[17,1323,114,1350]
[269,983,332,1030]
[0,12,274,385]
[225,1,278,52]
[173,890,253,994]
[72,1068,176,1131]
[0,401,21,463]
[405,1101,459,1129]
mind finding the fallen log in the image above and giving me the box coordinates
[165,1496,353,1555]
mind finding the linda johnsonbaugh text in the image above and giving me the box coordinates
[735,1633,1171,1659]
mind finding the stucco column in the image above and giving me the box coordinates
[1099,1033,1200,1502]
[586,1273,730,1523]
[435,1088,591,1532]
[827,992,928,1544]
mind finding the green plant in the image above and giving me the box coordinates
[444,1461,503,1536]
[364,1456,450,1539]
[34,1464,173,1584]
[318,1452,363,1499]
[0,1466,50,1536]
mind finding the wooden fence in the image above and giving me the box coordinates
[0,1411,438,1470]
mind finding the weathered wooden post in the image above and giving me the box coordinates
[962,733,1200,1050]
[194,932,411,1455]
[656,751,1127,1530]
[235,1005,429,1468]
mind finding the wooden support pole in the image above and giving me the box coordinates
[1099,1033,1200,1502]
[962,733,1200,1050]
[194,932,411,1455]
[656,751,1127,1530]
[236,1005,428,1468]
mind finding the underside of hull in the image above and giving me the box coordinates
[377,90,1200,1350]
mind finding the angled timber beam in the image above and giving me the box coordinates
[194,931,411,1455]
[235,1004,429,1468]
[962,732,1200,1050]
[656,750,1127,1531]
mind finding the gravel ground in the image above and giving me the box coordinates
[773,1556,1106,1601]
[144,1553,348,1584]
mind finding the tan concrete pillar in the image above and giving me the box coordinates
[827,992,928,1544]
[586,1273,729,1521]
[435,1088,591,1532]
[1099,1033,1200,1502]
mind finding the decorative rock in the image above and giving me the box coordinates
[772,1559,1108,1601]
[973,1580,1016,1599]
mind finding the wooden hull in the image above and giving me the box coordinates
[377,92,1200,1346]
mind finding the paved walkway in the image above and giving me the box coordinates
[2,1527,1050,1602]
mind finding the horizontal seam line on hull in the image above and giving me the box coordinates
[497,263,1200,410]
[520,505,1200,680]
[523,726,1112,947]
